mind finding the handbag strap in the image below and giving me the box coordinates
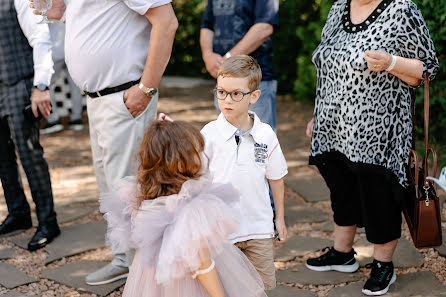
[421,73,438,180]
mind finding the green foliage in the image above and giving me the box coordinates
[167,0,445,149]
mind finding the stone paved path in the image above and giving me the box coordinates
[0,77,445,296]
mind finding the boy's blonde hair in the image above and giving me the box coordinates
[217,55,262,90]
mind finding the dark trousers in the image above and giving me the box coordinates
[0,79,56,226]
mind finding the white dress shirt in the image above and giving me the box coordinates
[201,112,288,243]
[64,0,171,92]
[14,0,53,87]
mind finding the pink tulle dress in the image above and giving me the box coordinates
[99,175,267,297]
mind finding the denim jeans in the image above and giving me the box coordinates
[214,80,278,131]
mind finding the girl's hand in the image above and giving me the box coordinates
[364,50,392,72]
[29,0,66,20]
[275,218,287,244]
[158,113,173,122]
[306,118,314,139]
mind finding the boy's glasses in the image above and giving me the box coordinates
[214,88,257,102]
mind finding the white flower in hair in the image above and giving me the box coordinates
[426,167,446,191]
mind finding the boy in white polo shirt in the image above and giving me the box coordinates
[201,55,288,290]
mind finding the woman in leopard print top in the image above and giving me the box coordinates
[304,0,438,295]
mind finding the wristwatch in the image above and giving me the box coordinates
[34,83,49,91]
[138,82,158,97]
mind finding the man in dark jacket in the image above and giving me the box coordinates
[0,0,59,251]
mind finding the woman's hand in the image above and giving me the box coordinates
[306,118,314,139]
[364,50,392,72]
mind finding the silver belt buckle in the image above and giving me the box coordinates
[96,91,102,97]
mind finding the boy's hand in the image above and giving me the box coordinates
[275,218,287,244]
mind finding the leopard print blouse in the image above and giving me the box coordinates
[309,0,439,187]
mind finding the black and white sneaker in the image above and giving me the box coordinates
[362,260,396,296]
[305,246,359,273]
[40,120,63,134]
[68,119,83,131]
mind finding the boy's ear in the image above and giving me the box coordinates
[249,89,261,105]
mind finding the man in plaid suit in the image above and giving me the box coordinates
[0,0,60,251]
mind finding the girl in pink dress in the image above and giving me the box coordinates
[100,120,267,297]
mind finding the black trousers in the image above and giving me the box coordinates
[0,79,56,226]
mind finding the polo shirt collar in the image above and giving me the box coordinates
[216,111,262,142]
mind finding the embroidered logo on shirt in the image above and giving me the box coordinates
[254,143,268,164]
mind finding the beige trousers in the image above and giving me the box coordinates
[235,238,276,290]
[87,90,158,267]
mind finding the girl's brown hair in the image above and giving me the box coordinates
[137,120,204,205]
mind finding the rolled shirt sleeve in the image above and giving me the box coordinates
[123,0,172,15]
[254,0,279,26]
[201,0,214,30]
[397,2,439,85]
[14,0,53,86]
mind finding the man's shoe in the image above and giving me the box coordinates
[68,119,84,131]
[0,214,32,237]
[40,120,63,135]
[27,222,60,251]
[85,263,129,286]
[362,260,396,296]
[305,246,359,273]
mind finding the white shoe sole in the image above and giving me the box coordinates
[69,124,83,131]
[85,273,129,286]
[362,273,397,296]
[305,261,359,273]
[40,124,63,135]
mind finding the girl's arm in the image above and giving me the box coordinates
[195,247,225,297]
[270,178,287,242]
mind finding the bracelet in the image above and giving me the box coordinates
[192,259,215,279]
[225,52,231,59]
[385,55,397,72]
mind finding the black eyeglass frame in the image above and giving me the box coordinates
[213,88,258,102]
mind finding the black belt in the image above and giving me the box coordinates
[82,79,140,98]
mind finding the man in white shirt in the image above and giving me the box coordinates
[0,0,59,251]
[32,0,178,285]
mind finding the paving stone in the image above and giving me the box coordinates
[0,246,18,259]
[275,236,332,262]
[41,261,125,296]
[315,221,364,234]
[0,263,37,289]
[276,130,309,151]
[284,199,328,226]
[11,221,106,264]
[30,205,97,226]
[355,237,424,268]
[1,292,38,297]
[267,285,317,297]
[277,264,364,286]
[285,173,329,202]
[327,271,446,297]
[435,231,446,257]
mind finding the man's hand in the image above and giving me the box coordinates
[275,218,287,244]
[123,85,151,118]
[31,88,51,118]
[203,52,223,78]
[306,118,314,139]
[29,0,66,20]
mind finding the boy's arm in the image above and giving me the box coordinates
[269,178,287,242]
[195,247,226,297]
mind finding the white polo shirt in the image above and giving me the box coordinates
[64,0,171,92]
[201,112,288,243]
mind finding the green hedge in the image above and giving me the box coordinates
[168,0,445,147]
